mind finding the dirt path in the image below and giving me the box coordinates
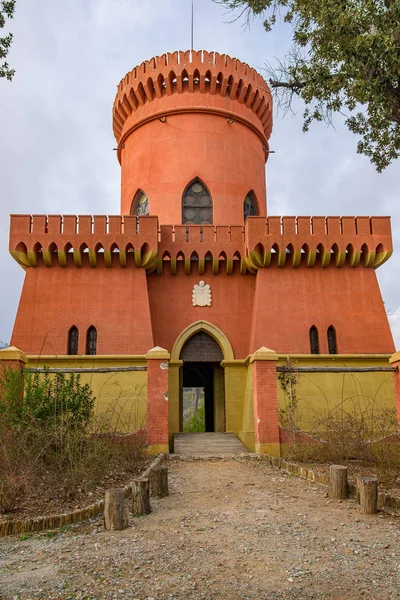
[0,457,399,600]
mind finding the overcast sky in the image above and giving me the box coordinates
[0,0,399,348]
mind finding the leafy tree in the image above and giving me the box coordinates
[0,1,15,80]
[217,0,400,171]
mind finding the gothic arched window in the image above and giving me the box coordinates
[131,190,149,217]
[327,325,337,354]
[67,326,79,355]
[309,326,320,355]
[243,192,258,221]
[86,326,97,356]
[182,179,213,225]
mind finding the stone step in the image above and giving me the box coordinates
[174,432,248,456]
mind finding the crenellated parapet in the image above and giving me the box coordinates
[9,214,159,270]
[245,216,393,270]
[112,50,272,156]
[9,214,392,273]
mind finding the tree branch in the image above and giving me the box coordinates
[269,79,306,93]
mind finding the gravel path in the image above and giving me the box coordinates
[0,457,399,600]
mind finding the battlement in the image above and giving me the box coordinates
[9,214,392,273]
[113,49,272,149]
[9,214,159,269]
[245,216,392,269]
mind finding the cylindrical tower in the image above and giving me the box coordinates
[113,50,273,225]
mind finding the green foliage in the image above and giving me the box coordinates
[0,367,95,429]
[217,0,400,170]
[0,0,15,80]
[277,359,299,431]
[0,367,97,510]
[24,370,95,427]
[183,402,205,432]
[0,367,147,512]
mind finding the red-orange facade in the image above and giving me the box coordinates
[8,50,396,450]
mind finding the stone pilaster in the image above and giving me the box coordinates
[145,346,170,454]
[389,351,400,426]
[250,346,280,456]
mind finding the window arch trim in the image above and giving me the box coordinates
[182,178,213,225]
[67,326,79,355]
[86,325,97,356]
[309,325,320,355]
[327,325,337,355]
[243,190,259,221]
[130,189,149,217]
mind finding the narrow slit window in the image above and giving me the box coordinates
[309,326,320,355]
[327,325,337,354]
[182,179,212,225]
[68,326,79,355]
[243,192,258,221]
[86,326,97,356]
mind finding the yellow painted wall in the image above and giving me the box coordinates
[168,361,182,449]
[224,363,248,434]
[276,355,396,434]
[26,353,396,451]
[26,355,148,432]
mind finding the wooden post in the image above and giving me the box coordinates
[150,465,169,497]
[104,489,128,530]
[132,477,151,515]
[329,465,348,500]
[357,477,378,514]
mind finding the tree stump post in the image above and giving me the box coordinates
[104,489,129,530]
[329,465,348,500]
[357,477,378,514]
[150,465,169,497]
[132,477,151,515]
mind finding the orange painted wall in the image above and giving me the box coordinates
[147,262,394,357]
[120,113,266,224]
[11,259,394,357]
[11,257,154,355]
[147,262,255,358]
[250,265,395,355]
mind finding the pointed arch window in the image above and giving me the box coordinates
[327,325,337,354]
[182,179,212,225]
[131,190,149,217]
[86,326,97,356]
[67,326,79,355]
[244,192,258,221]
[309,326,320,355]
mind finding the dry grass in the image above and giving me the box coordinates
[0,367,147,515]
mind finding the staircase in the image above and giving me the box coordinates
[173,432,248,456]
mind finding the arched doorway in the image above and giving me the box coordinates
[180,332,224,432]
[168,321,234,448]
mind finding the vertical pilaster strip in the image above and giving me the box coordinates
[389,351,400,426]
[145,347,170,454]
[250,347,280,457]
[0,346,28,402]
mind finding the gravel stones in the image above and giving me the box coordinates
[0,459,399,600]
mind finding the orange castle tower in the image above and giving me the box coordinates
[8,50,397,454]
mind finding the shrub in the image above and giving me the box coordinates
[184,402,205,432]
[0,366,146,512]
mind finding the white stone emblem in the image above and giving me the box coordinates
[192,280,211,307]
